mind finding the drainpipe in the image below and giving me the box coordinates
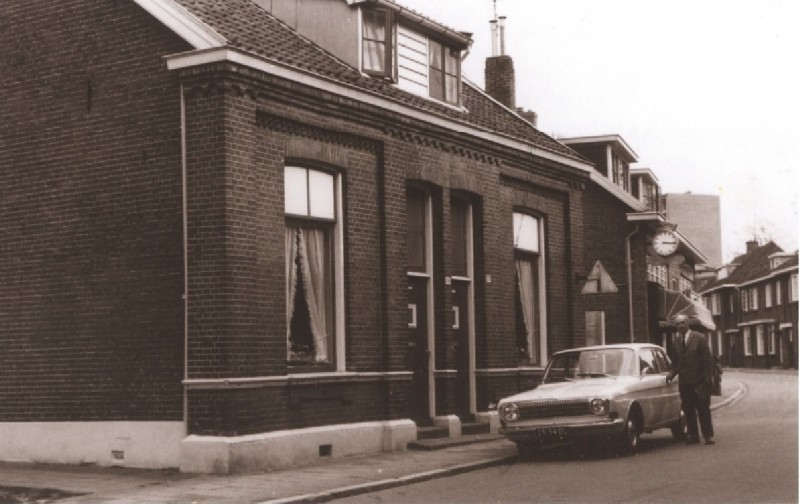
[625,225,640,343]
[180,82,189,436]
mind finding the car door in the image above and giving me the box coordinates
[637,348,668,427]
[654,348,681,422]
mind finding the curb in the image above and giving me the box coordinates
[711,379,746,412]
[255,454,516,504]
[258,381,748,504]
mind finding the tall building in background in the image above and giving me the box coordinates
[661,193,723,267]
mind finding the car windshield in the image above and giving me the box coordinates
[542,348,637,383]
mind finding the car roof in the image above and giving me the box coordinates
[551,343,662,355]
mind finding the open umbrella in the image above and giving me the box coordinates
[660,289,716,331]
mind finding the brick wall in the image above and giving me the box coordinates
[0,0,190,421]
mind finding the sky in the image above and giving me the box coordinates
[396,0,800,262]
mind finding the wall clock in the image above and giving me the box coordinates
[652,229,679,256]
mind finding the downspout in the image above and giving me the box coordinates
[180,82,189,436]
[626,225,640,343]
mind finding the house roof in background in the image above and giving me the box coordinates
[700,241,792,293]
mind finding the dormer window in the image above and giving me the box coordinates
[361,7,463,106]
[362,8,393,78]
[428,40,460,104]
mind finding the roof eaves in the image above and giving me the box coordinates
[166,47,594,172]
[560,134,639,162]
[133,0,226,49]
[591,171,645,211]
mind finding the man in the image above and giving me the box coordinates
[667,313,715,445]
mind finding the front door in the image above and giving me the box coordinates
[408,275,431,425]
[451,279,471,419]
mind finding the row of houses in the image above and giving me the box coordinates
[700,241,798,369]
[0,0,774,474]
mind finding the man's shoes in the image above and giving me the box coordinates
[704,438,715,445]
[686,437,700,445]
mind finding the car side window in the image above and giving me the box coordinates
[652,349,670,373]
[639,349,659,375]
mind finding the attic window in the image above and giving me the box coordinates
[362,7,393,78]
[428,39,460,104]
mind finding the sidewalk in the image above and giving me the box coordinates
[0,379,746,504]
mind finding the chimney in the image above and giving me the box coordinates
[516,108,538,127]
[746,239,759,253]
[485,16,515,109]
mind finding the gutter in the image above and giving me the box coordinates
[180,83,189,435]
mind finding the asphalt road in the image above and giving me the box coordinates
[332,372,798,504]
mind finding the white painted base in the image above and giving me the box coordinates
[180,419,417,474]
[0,421,184,469]
[433,414,461,437]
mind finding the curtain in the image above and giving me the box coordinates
[286,227,300,360]
[300,228,329,363]
[516,259,536,363]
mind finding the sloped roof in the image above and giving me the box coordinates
[700,241,785,292]
[165,0,584,162]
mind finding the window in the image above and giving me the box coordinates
[285,167,340,367]
[729,292,735,313]
[710,293,720,315]
[769,328,777,355]
[514,212,545,365]
[648,264,667,287]
[611,154,628,191]
[756,325,765,355]
[741,290,748,311]
[362,8,393,78]
[765,282,772,308]
[680,275,693,294]
[717,331,723,356]
[776,280,782,305]
[743,327,752,356]
[792,274,798,302]
[750,287,759,310]
[428,39,460,104]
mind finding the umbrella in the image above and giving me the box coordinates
[660,289,716,331]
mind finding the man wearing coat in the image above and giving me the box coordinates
[667,313,715,445]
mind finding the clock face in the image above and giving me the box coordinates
[653,230,679,256]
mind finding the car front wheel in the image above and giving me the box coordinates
[620,415,641,455]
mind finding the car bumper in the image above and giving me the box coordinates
[499,415,626,445]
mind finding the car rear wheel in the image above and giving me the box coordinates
[670,410,687,441]
[620,414,641,455]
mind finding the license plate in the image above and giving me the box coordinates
[534,427,568,438]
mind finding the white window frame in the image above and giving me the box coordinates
[792,274,798,302]
[769,328,777,355]
[750,287,759,310]
[741,290,749,312]
[743,326,752,356]
[717,331,723,356]
[756,325,765,356]
[765,282,773,308]
[711,293,721,315]
[284,166,345,371]
[513,211,547,365]
[776,280,782,305]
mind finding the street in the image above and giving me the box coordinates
[332,372,798,504]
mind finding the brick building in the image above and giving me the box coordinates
[560,136,712,350]
[700,241,798,369]
[1,0,594,472]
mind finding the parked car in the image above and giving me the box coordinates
[497,343,686,457]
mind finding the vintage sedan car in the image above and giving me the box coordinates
[497,343,685,457]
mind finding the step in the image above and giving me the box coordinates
[407,432,504,451]
[415,425,449,440]
[461,421,491,436]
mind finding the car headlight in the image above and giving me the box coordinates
[590,398,609,415]
[498,402,520,422]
